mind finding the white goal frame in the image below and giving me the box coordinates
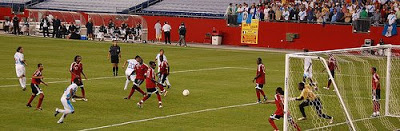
[283,45,400,131]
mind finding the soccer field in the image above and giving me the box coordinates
[0,35,399,130]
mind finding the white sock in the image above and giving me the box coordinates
[22,77,26,88]
[165,77,171,86]
[58,114,67,122]
[19,77,26,88]
[124,79,130,90]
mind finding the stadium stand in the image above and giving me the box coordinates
[0,0,31,4]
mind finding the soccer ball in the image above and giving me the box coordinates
[182,89,190,96]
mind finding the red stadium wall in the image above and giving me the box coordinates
[0,7,28,20]
[143,16,400,51]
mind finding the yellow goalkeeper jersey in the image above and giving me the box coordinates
[298,85,317,101]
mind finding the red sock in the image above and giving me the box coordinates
[27,95,36,105]
[259,89,266,98]
[37,94,44,108]
[141,95,149,104]
[157,93,162,102]
[81,87,86,98]
[269,118,278,130]
[256,90,260,101]
[135,86,145,95]
[157,84,165,91]
[327,80,332,88]
[128,87,135,99]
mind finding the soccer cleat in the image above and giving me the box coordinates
[163,91,168,97]
[167,85,171,89]
[159,104,163,108]
[263,97,268,102]
[376,111,380,116]
[371,112,377,117]
[36,107,43,111]
[54,108,60,117]
[71,98,76,103]
[82,98,88,102]
[323,87,329,90]
[329,117,334,124]
[314,87,318,91]
[256,100,262,104]
[124,97,129,100]
[297,117,307,121]
[124,87,127,90]
[22,87,26,91]
[57,121,63,124]
[137,102,143,108]
[26,104,32,108]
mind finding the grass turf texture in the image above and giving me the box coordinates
[0,35,399,130]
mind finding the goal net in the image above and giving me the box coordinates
[283,45,400,131]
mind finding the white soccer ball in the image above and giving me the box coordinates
[182,89,190,96]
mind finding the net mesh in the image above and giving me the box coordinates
[284,45,400,131]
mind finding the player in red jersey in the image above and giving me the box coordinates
[371,67,381,117]
[124,57,147,99]
[266,87,300,131]
[323,54,339,91]
[26,63,48,110]
[137,61,163,108]
[70,55,88,102]
[253,58,267,103]
[157,56,169,96]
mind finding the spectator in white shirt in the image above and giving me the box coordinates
[154,20,162,43]
[162,22,171,45]
[283,8,290,21]
[299,8,307,21]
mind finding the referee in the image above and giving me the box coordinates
[108,41,121,76]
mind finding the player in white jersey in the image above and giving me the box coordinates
[155,49,171,88]
[302,49,317,90]
[14,47,27,91]
[54,78,83,123]
[122,55,140,90]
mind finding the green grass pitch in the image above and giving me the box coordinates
[0,35,399,130]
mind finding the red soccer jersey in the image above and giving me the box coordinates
[70,62,83,81]
[274,94,284,115]
[146,68,156,88]
[159,61,169,74]
[372,73,380,90]
[31,69,42,85]
[328,56,336,71]
[135,64,148,80]
[256,64,265,84]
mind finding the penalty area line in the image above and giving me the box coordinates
[78,102,257,131]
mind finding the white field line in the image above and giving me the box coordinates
[78,103,257,131]
[305,116,383,131]
[0,67,242,88]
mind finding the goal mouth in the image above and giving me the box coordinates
[283,45,400,131]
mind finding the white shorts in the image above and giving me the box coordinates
[126,72,136,82]
[15,65,25,77]
[61,97,74,112]
[303,71,313,79]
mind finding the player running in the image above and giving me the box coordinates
[26,63,48,110]
[371,67,381,117]
[266,87,300,131]
[14,46,27,91]
[323,54,339,91]
[124,57,147,99]
[253,58,267,103]
[137,61,163,108]
[303,49,317,90]
[155,49,171,88]
[54,78,83,123]
[157,56,168,96]
[295,82,333,123]
[70,55,88,102]
[122,55,140,90]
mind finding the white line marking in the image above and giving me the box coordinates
[79,103,257,131]
[0,67,244,88]
[305,116,383,131]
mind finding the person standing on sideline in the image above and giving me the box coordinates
[108,41,121,76]
[12,15,19,35]
[4,19,10,33]
[14,46,27,91]
[40,16,50,37]
[177,22,187,47]
[52,16,61,38]
[86,19,94,40]
[162,22,171,44]
[154,20,162,43]
[155,49,171,88]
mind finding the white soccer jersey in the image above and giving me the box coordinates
[304,58,312,74]
[155,54,168,66]
[14,52,25,66]
[125,59,138,75]
[62,83,78,98]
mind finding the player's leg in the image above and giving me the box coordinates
[288,115,301,131]
[255,87,261,103]
[157,74,166,94]
[16,66,26,90]
[134,79,146,96]
[372,89,378,117]
[298,100,310,120]
[165,77,171,88]
[36,92,44,110]
[376,89,380,115]
[156,91,162,108]
[255,84,266,103]
[123,74,131,90]
[268,114,280,131]
[312,98,333,123]
[57,99,74,123]
[27,84,38,107]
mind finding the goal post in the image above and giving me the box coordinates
[283,45,400,131]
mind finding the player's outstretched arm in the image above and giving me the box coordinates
[81,72,87,79]
[23,60,27,66]
[107,52,110,60]
[263,100,275,104]
[41,80,48,86]
[122,60,128,69]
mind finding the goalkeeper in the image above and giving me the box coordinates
[295,82,333,124]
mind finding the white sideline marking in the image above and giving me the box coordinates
[79,103,257,131]
[0,67,245,88]
[305,116,383,131]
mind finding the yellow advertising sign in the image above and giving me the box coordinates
[241,19,259,44]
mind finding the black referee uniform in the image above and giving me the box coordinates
[109,45,121,76]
